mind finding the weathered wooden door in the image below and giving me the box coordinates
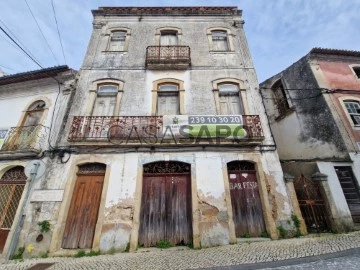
[294,175,330,232]
[335,167,360,223]
[0,166,26,253]
[227,161,265,237]
[139,162,192,247]
[62,164,105,249]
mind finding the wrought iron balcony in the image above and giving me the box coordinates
[68,115,264,144]
[0,125,49,153]
[145,46,191,69]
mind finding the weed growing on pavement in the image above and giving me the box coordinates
[291,214,303,237]
[73,250,86,258]
[277,226,286,239]
[155,240,172,249]
[40,252,49,258]
[242,232,251,238]
[260,231,269,238]
[73,250,101,258]
[125,243,130,252]
[11,247,25,260]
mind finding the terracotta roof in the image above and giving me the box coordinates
[0,65,71,86]
[310,48,360,58]
[92,6,240,16]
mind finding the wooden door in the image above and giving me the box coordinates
[62,169,104,249]
[335,167,360,223]
[228,161,265,237]
[0,166,26,253]
[139,164,192,247]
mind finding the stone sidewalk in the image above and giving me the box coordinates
[1,231,360,270]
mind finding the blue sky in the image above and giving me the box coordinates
[0,0,359,82]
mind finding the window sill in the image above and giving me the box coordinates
[102,51,128,53]
[275,106,296,122]
[209,51,236,54]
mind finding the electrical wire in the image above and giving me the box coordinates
[0,18,42,66]
[51,0,67,64]
[24,0,59,65]
[0,64,18,73]
[0,25,43,69]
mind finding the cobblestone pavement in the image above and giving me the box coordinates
[1,231,360,270]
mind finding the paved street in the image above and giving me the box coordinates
[1,231,360,270]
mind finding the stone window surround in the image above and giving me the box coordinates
[16,97,51,128]
[85,79,124,116]
[339,96,360,130]
[349,64,360,80]
[212,78,249,115]
[151,78,185,115]
[155,27,182,45]
[103,27,131,52]
[207,27,235,52]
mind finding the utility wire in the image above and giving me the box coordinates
[51,0,67,64]
[0,18,41,65]
[0,25,43,69]
[24,0,59,65]
[0,64,18,73]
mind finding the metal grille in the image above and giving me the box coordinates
[242,115,264,139]
[227,161,255,171]
[294,175,330,232]
[143,161,190,174]
[68,116,163,141]
[0,167,26,229]
[78,163,106,175]
[146,46,191,67]
[1,125,49,152]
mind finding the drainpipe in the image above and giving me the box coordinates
[6,162,40,260]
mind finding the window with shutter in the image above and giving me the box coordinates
[156,84,179,115]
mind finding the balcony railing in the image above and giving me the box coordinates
[0,125,49,152]
[68,115,264,144]
[145,46,191,69]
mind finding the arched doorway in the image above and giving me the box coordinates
[62,163,105,249]
[227,161,265,237]
[139,161,192,247]
[0,166,27,252]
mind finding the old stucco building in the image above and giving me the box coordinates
[3,7,301,258]
[260,48,360,234]
[0,66,76,258]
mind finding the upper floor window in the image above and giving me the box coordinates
[211,31,229,51]
[218,83,243,115]
[92,84,118,116]
[105,28,131,52]
[160,31,178,46]
[22,100,46,126]
[157,83,179,115]
[271,80,290,116]
[352,66,360,79]
[344,101,360,126]
[207,28,234,52]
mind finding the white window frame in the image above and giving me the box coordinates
[349,64,360,80]
[340,97,360,129]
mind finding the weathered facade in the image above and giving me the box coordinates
[260,48,360,233]
[0,66,76,258]
[6,7,300,257]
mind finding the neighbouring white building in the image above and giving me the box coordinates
[0,66,76,259]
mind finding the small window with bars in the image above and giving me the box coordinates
[344,101,360,126]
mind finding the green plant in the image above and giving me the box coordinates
[73,250,86,258]
[40,252,49,258]
[187,241,194,249]
[87,250,100,257]
[11,247,25,260]
[291,214,302,237]
[242,232,251,238]
[38,220,51,233]
[277,226,286,239]
[260,231,269,238]
[155,240,172,249]
[124,243,130,252]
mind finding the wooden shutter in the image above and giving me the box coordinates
[219,95,242,115]
[157,95,179,115]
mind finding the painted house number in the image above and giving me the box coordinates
[230,182,258,190]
